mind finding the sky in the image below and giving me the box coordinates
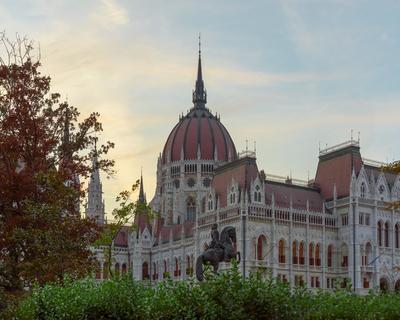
[1,0,399,217]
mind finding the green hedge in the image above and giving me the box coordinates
[14,265,400,320]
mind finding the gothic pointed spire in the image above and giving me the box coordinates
[139,168,146,204]
[91,138,100,181]
[62,106,71,160]
[86,137,104,224]
[192,34,207,107]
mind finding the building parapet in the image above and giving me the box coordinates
[363,158,387,168]
[265,173,312,187]
[319,139,359,156]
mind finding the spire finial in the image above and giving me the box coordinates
[192,34,207,107]
[198,33,201,55]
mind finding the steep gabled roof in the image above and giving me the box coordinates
[315,143,362,200]
[212,156,259,208]
[265,180,323,211]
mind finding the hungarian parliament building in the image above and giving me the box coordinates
[86,50,400,294]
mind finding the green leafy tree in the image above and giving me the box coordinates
[95,180,156,278]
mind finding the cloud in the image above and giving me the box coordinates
[3,0,399,217]
[92,0,129,26]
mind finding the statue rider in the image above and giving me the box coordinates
[208,223,224,251]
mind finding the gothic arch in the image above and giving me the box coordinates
[292,240,298,265]
[103,262,109,279]
[340,243,349,267]
[186,197,196,221]
[257,234,267,261]
[395,279,400,292]
[309,242,315,266]
[299,241,305,265]
[227,179,239,206]
[391,177,400,200]
[384,221,391,247]
[380,277,390,292]
[251,176,264,203]
[376,173,389,201]
[278,239,286,264]
[95,261,101,279]
[315,243,321,266]
[357,166,370,198]
[377,220,384,246]
[142,262,149,280]
[365,242,372,265]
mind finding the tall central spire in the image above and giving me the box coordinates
[192,34,207,107]
[86,139,105,224]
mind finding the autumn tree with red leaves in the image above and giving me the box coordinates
[0,33,114,293]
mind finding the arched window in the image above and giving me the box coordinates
[327,245,333,267]
[378,221,383,246]
[292,241,298,264]
[385,222,390,247]
[299,242,305,265]
[365,242,372,265]
[309,243,314,266]
[186,255,191,275]
[121,263,127,275]
[95,261,101,279]
[341,244,348,267]
[115,263,120,277]
[315,244,321,266]
[257,235,267,261]
[229,187,236,205]
[142,262,149,280]
[174,257,179,277]
[278,239,285,263]
[103,262,109,280]
[208,195,213,211]
[395,280,400,292]
[360,182,366,198]
[379,185,385,200]
[396,224,400,249]
[380,278,389,292]
[186,197,196,221]
[152,262,157,280]
[253,191,262,203]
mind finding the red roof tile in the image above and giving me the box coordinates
[162,108,236,164]
[314,145,362,200]
[212,156,259,208]
[265,181,323,211]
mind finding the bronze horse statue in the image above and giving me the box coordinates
[196,226,240,281]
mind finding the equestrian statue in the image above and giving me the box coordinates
[195,224,240,281]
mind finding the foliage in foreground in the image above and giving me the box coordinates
[13,265,400,320]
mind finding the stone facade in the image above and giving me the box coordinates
[90,50,400,294]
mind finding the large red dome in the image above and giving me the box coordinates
[162,108,237,164]
[162,49,237,164]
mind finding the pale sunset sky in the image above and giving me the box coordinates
[1,1,399,217]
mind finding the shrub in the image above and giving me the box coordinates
[13,265,400,320]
